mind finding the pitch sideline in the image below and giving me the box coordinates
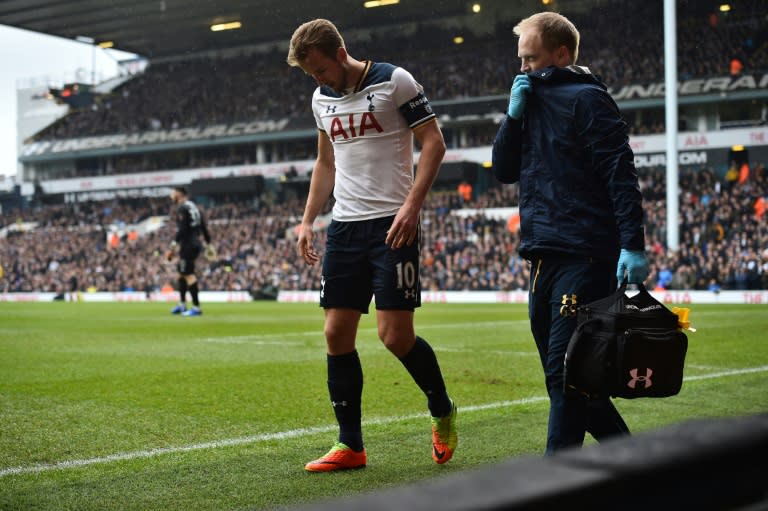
[1,365,766,478]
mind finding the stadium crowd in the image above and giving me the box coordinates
[4,0,767,296]
[30,0,768,147]
[2,165,766,296]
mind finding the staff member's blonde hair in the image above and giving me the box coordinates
[514,12,580,63]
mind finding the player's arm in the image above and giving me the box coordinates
[199,209,212,245]
[297,130,335,265]
[166,207,187,261]
[199,209,218,260]
[386,119,445,248]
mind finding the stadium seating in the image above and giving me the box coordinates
[2,0,767,295]
[1,166,766,294]
[27,0,768,146]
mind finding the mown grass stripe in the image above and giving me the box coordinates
[1,366,765,478]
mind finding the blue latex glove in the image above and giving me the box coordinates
[616,249,650,284]
[507,74,531,119]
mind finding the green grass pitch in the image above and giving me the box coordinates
[1,301,767,510]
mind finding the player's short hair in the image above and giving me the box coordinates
[286,18,345,67]
[514,12,580,63]
[173,186,188,196]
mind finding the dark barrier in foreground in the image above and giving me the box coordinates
[285,413,768,511]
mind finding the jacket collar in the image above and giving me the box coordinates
[528,65,605,88]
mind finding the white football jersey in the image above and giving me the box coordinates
[312,61,437,221]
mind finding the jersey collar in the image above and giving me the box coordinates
[348,60,372,94]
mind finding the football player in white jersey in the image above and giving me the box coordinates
[288,18,457,472]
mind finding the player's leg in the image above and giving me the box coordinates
[171,260,188,314]
[371,216,456,464]
[325,308,363,453]
[377,309,457,464]
[304,308,367,472]
[182,245,202,316]
[305,220,371,472]
[377,310,452,416]
[183,274,201,315]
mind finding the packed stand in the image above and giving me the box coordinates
[29,0,768,144]
[1,165,766,295]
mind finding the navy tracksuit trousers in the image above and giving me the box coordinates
[528,254,630,455]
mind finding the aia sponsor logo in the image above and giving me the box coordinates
[329,112,383,141]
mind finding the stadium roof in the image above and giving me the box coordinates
[0,0,543,60]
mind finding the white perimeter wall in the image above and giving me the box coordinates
[2,290,767,305]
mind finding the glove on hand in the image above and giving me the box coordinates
[616,249,650,284]
[507,74,532,119]
[205,243,218,261]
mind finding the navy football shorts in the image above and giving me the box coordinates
[320,215,421,313]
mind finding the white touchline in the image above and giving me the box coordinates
[1,366,766,478]
[680,365,768,381]
[197,320,530,344]
[435,347,538,356]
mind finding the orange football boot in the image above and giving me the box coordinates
[304,442,367,472]
[431,400,458,464]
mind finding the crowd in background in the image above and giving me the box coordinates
[4,0,767,296]
[30,0,768,144]
[2,165,766,296]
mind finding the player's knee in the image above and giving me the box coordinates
[378,329,413,357]
[324,324,354,350]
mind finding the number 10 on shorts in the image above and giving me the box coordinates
[396,261,417,299]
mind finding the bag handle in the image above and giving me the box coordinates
[616,277,653,300]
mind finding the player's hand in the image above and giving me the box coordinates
[616,249,649,284]
[386,205,419,249]
[507,74,531,119]
[205,243,217,261]
[297,224,320,265]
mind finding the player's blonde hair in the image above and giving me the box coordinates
[514,12,580,63]
[287,19,345,67]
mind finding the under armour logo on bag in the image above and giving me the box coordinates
[627,368,653,389]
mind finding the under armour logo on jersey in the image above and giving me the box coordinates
[559,294,578,317]
[366,93,375,112]
[331,400,348,407]
[627,368,653,389]
[326,105,337,114]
